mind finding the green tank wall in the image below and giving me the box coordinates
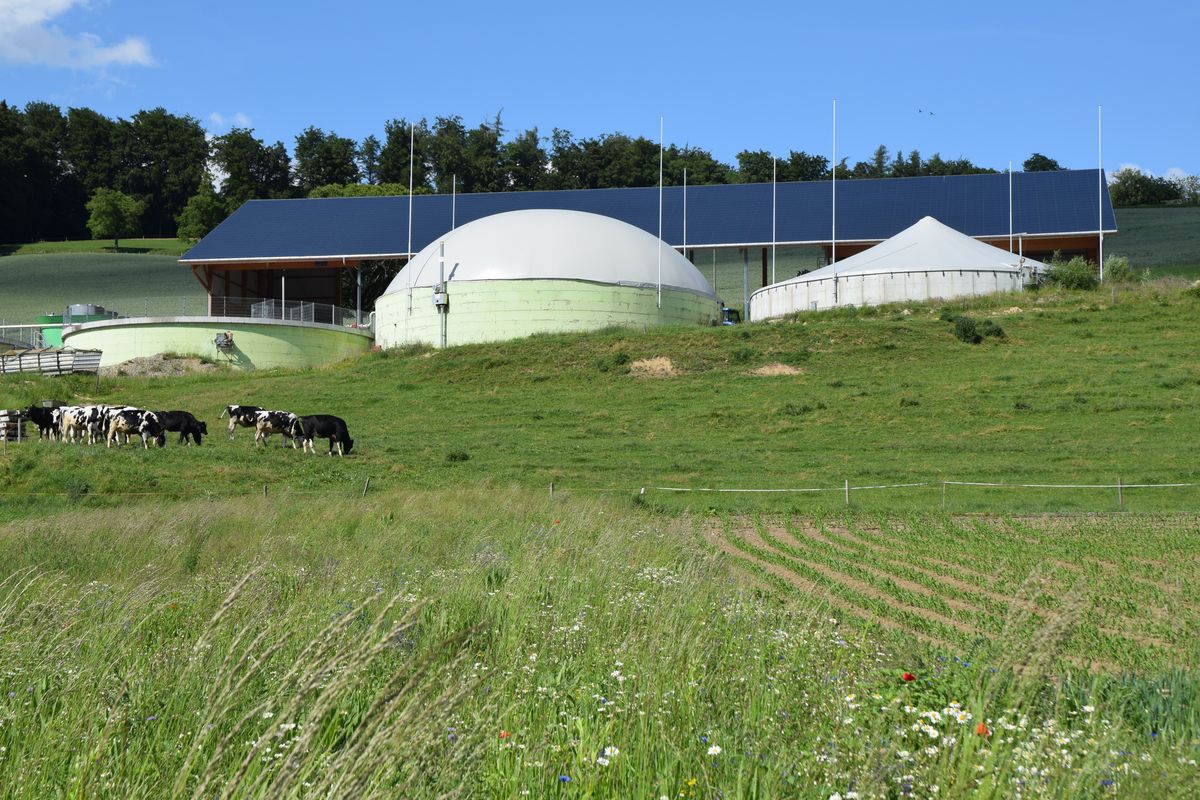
[60,317,374,370]
[375,280,720,348]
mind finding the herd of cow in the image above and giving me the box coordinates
[19,403,354,455]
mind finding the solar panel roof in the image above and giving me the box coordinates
[181,169,1117,263]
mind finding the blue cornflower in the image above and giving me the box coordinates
[558,775,571,782]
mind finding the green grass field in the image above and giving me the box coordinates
[0,238,191,257]
[3,278,1200,795]
[1109,207,1200,276]
[0,253,205,324]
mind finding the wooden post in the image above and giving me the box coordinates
[362,477,371,498]
[844,479,850,506]
[941,481,947,510]
[262,484,268,498]
[1117,477,1123,512]
[549,481,555,497]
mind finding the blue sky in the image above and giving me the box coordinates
[2,0,1196,179]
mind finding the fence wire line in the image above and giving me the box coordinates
[646,480,1195,494]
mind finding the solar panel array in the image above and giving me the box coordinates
[182,169,1116,263]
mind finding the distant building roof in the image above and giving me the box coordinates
[182,169,1116,264]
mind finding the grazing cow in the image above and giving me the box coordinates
[293,415,354,456]
[155,410,208,445]
[254,410,300,448]
[23,406,57,440]
[220,405,263,440]
[107,409,166,449]
[57,406,88,444]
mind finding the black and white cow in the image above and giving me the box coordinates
[155,410,208,445]
[56,406,89,444]
[106,409,166,449]
[220,405,263,440]
[292,415,354,456]
[23,406,58,440]
[254,410,300,448]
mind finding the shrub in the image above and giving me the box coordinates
[938,307,961,323]
[446,450,470,463]
[954,316,982,344]
[1102,255,1142,283]
[596,350,631,373]
[1184,281,1200,299]
[899,397,921,407]
[978,319,1005,339]
[1045,256,1098,290]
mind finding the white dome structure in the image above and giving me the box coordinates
[750,216,1044,320]
[375,209,720,347]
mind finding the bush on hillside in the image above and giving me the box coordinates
[954,316,982,344]
[1102,255,1144,283]
[978,319,1005,339]
[1045,256,1098,290]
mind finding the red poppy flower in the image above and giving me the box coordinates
[499,730,510,739]
[901,672,916,682]
[975,722,991,737]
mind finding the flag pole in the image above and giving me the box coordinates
[831,98,837,266]
[1098,104,1104,282]
[657,115,663,309]
[771,157,777,284]
[1008,161,1013,253]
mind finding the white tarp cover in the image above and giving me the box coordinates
[750,216,1044,319]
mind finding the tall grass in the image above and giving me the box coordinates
[0,488,1197,797]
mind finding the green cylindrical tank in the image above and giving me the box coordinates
[36,314,63,347]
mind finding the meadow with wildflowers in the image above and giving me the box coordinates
[1,282,1199,796]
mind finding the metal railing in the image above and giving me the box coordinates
[14,297,373,331]
[0,325,45,350]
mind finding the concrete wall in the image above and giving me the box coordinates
[750,270,1025,319]
[375,279,721,348]
[61,317,373,370]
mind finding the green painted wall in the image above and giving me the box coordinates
[61,317,373,370]
[375,280,720,348]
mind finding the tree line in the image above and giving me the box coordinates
[2,99,1195,246]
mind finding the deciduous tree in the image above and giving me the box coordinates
[86,188,144,248]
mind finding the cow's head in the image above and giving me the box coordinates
[286,417,305,440]
[198,421,209,436]
[344,437,354,455]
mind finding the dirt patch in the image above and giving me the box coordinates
[629,357,678,378]
[749,363,802,376]
[101,353,220,378]
[1001,306,1024,315]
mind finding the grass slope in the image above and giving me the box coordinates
[1,488,1197,798]
[0,238,191,257]
[0,253,204,323]
[2,283,1197,516]
[1110,207,1200,276]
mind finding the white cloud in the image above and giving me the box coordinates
[1164,167,1188,182]
[207,111,253,132]
[0,0,154,69]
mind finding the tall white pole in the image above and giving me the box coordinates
[452,174,456,230]
[657,115,663,309]
[1008,161,1013,253]
[683,167,688,255]
[1098,104,1104,282]
[407,123,414,267]
[831,98,837,266]
[771,157,777,284]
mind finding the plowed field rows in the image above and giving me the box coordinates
[699,514,1200,671]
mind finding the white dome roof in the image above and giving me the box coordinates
[384,209,716,297]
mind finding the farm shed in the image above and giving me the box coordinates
[374,210,721,348]
[749,216,1046,318]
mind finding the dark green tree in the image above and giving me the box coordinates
[357,134,381,184]
[64,107,122,195]
[1023,153,1062,172]
[176,180,228,240]
[1108,167,1182,206]
[665,145,731,185]
[502,128,548,190]
[429,116,469,193]
[211,128,292,210]
[293,126,360,191]
[735,150,775,183]
[86,188,144,248]
[378,118,431,189]
[465,115,504,192]
[781,150,829,182]
[120,108,208,235]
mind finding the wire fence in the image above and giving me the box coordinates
[642,478,1197,512]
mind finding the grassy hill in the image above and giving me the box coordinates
[1109,206,1200,276]
[3,283,1200,796]
[0,252,205,324]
